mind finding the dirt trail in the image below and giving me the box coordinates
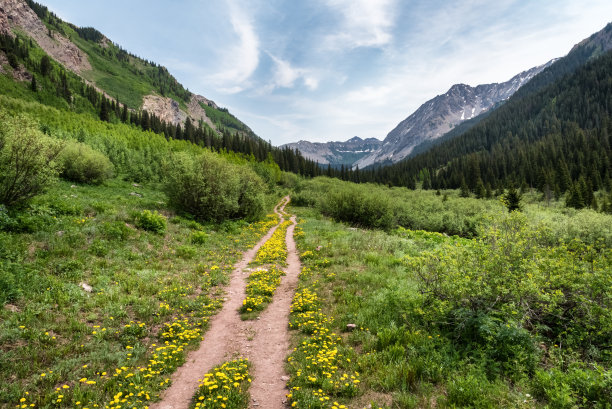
[151,197,298,409]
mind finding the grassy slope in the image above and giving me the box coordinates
[0,179,278,408]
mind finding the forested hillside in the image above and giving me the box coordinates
[358,47,612,210]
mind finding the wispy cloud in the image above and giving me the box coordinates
[208,0,260,94]
[322,0,397,49]
[267,54,319,91]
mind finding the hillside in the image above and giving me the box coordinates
[0,0,256,137]
[365,27,612,204]
[0,0,327,179]
[354,60,556,169]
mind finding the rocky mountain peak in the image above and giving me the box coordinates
[353,59,556,169]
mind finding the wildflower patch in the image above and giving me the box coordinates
[286,267,361,408]
[190,358,251,409]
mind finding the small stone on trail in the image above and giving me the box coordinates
[346,323,357,331]
[281,375,290,381]
[80,282,93,293]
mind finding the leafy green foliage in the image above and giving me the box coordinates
[321,184,394,230]
[293,204,612,408]
[163,151,266,222]
[135,210,167,234]
[58,141,114,184]
[190,231,208,245]
[0,111,63,206]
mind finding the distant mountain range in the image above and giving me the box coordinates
[285,60,555,168]
[282,137,382,166]
[354,60,556,169]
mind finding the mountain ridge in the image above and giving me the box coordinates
[281,136,382,166]
[353,59,556,169]
[0,0,252,136]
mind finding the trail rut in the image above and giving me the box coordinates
[151,197,299,409]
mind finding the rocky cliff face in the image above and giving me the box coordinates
[0,0,91,73]
[1,0,222,132]
[354,60,556,169]
[282,136,382,166]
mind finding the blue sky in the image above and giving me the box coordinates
[40,0,612,145]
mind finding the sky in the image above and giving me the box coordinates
[39,0,612,145]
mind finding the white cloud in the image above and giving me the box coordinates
[323,0,396,49]
[208,0,260,93]
[267,54,319,91]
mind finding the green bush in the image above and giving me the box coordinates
[163,151,265,222]
[135,210,166,234]
[100,220,132,241]
[533,366,612,408]
[0,112,62,206]
[57,140,114,184]
[407,212,612,372]
[190,231,208,245]
[321,184,394,230]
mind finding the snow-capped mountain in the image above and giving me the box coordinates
[282,136,382,166]
[354,59,557,169]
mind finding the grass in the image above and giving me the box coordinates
[289,205,612,408]
[0,179,277,409]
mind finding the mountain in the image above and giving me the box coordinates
[354,60,556,169]
[365,23,612,196]
[282,136,382,166]
[0,0,329,179]
[0,0,251,135]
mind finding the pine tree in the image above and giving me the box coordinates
[565,183,585,209]
[30,75,37,92]
[40,55,51,76]
[503,187,522,212]
[459,177,470,197]
[99,98,109,122]
[475,178,486,199]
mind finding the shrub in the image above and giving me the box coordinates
[0,112,63,206]
[163,151,266,222]
[321,184,394,230]
[135,210,166,234]
[190,231,208,245]
[57,140,114,184]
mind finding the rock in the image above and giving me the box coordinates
[80,282,93,293]
[132,183,141,188]
[56,231,64,236]
[70,185,77,188]
[346,323,357,332]
[129,192,142,197]
[4,304,19,313]
[281,375,290,381]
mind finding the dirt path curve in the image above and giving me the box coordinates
[151,196,298,409]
